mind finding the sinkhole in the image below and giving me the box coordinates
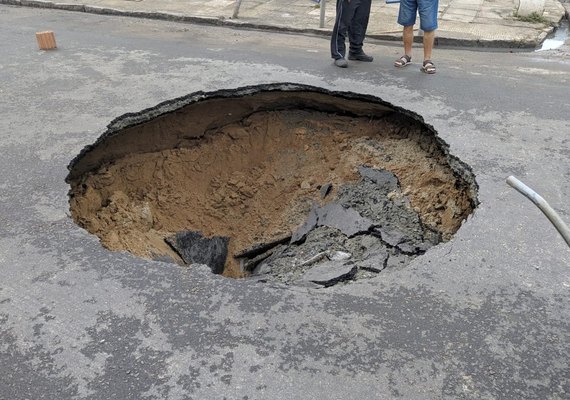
[67,83,478,288]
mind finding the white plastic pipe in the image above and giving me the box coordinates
[507,176,570,247]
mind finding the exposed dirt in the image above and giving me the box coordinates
[69,109,474,277]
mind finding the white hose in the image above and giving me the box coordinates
[507,176,570,247]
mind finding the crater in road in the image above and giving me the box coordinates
[67,83,478,288]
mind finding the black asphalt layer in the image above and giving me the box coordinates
[1,5,569,399]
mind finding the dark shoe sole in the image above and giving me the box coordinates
[348,54,374,62]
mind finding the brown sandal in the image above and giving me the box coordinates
[394,54,411,68]
[420,60,436,74]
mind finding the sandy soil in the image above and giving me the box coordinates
[69,110,474,277]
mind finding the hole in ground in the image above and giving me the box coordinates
[67,84,478,287]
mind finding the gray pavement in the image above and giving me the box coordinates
[1,5,570,399]
[0,0,568,48]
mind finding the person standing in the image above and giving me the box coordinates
[393,0,438,74]
[330,0,373,68]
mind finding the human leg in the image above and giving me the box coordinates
[422,29,435,61]
[394,26,414,67]
[395,0,417,67]
[420,35,436,74]
[417,0,438,68]
[330,0,358,61]
[348,0,373,59]
[403,25,414,57]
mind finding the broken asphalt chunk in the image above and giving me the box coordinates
[320,183,333,199]
[166,231,229,274]
[241,252,273,273]
[372,227,408,247]
[300,261,358,287]
[358,166,400,192]
[291,203,374,244]
[316,203,374,237]
[291,205,319,244]
[234,235,291,259]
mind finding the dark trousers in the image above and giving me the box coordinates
[330,0,372,60]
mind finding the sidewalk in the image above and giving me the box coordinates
[1,0,568,47]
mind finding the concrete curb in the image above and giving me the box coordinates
[0,0,564,48]
[4,0,226,25]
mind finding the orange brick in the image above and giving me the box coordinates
[36,31,57,50]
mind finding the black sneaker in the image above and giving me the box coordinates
[348,52,374,62]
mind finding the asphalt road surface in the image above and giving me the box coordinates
[1,5,569,399]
